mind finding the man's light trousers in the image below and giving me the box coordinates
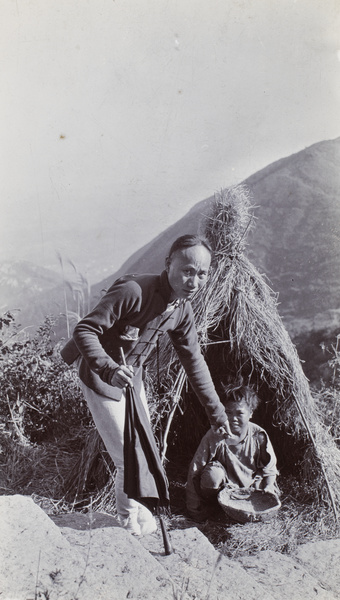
[80,379,151,520]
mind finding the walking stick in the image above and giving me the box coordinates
[157,506,172,555]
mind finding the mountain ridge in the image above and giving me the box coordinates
[1,137,339,377]
[92,137,340,343]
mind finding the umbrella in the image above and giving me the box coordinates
[120,348,172,554]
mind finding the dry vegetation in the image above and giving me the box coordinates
[1,185,339,557]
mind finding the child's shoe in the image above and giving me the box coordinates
[138,505,158,536]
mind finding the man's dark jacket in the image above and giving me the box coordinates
[61,270,226,427]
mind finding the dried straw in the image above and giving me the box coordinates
[63,427,116,512]
[149,185,340,517]
[40,185,339,519]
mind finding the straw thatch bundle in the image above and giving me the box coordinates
[149,185,340,518]
[62,185,339,520]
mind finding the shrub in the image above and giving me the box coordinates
[313,334,340,446]
[0,311,90,444]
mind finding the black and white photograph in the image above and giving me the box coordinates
[1,1,340,598]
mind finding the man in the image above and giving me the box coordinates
[61,234,231,535]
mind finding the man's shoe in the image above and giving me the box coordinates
[138,506,158,536]
[118,514,141,536]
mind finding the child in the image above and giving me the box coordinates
[186,384,279,521]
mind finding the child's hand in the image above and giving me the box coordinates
[263,484,276,495]
[262,477,277,496]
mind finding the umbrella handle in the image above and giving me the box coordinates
[119,347,127,366]
[119,347,134,388]
[158,512,173,555]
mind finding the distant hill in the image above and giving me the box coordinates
[0,261,64,328]
[245,138,340,338]
[0,261,86,340]
[92,137,340,379]
[93,138,340,333]
[2,138,339,381]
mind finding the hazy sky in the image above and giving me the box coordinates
[1,0,340,282]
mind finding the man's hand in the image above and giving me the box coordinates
[211,417,237,441]
[110,365,134,388]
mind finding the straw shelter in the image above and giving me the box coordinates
[65,185,339,522]
[146,185,340,520]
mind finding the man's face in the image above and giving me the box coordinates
[166,245,211,300]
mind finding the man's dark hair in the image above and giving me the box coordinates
[167,234,212,259]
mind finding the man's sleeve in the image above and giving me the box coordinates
[72,280,141,385]
[169,303,227,428]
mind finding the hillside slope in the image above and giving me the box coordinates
[2,137,339,372]
[0,261,66,330]
[93,137,340,346]
[245,138,340,337]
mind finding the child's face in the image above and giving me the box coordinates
[224,399,252,437]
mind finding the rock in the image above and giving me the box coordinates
[141,527,275,600]
[239,549,337,600]
[53,511,174,600]
[0,495,86,599]
[1,495,340,600]
[294,539,340,596]
[0,495,174,600]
